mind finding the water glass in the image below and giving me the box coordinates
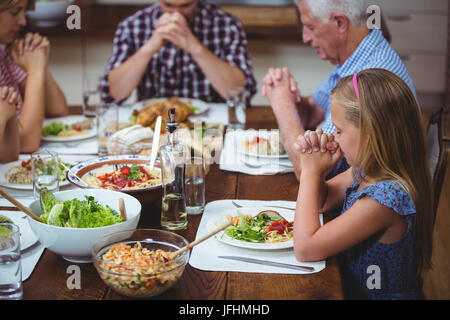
[82,74,102,118]
[227,86,246,130]
[184,157,206,215]
[0,223,23,300]
[32,150,59,200]
[96,103,119,156]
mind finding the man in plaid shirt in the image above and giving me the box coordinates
[101,0,257,105]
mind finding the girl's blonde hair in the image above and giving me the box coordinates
[0,0,35,11]
[330,68,434,275]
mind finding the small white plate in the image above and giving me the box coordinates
[0,160,71,190]
[206,206,294,250]
[239,130,288,159]
[137,97,209,115]
[41,115,97,142]
[0,212,38,251]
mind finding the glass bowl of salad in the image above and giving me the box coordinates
[92,229,190,298]
[27,188,141,263]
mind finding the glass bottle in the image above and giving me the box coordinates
[159,108,189,230]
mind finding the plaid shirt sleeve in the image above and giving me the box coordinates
[100,17,137,103]
[218,16,257,105]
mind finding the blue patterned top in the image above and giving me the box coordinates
[312,29,417,134]
[338,173,417,300]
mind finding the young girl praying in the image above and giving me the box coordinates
[294,68,434,300]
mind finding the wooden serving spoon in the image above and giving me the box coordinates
[0,188,43,222]
[118,198,126,221]
[170,221,232,260]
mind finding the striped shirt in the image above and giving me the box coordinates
[0,44,26,113]
[312,29,417,134]
[100,1,257,105]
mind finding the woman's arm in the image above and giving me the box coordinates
[44,69,68,117]
[0,87,20,162]
[17,70,46,153]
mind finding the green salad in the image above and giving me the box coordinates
[224,212,281,243]
[41,122,68,137]
[39,188,123,228]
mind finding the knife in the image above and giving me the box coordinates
[218,256,315,272]
[149,115,162,170]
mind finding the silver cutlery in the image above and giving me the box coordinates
[231,200,295,211]
[218,256,315,272]
[241,159,293,169]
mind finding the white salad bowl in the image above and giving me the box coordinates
[27,189,141,263]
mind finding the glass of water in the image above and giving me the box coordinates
[82,74,103,119]
[184,157,206,215]
[0,223,23,300]
[32,150,59,200]
[226,86,246,130]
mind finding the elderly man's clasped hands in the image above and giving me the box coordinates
[295,128,342,176]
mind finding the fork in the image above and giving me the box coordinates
[231,200,296,211]
[241,159,293,168]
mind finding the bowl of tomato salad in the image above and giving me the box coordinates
[66,155,163,205]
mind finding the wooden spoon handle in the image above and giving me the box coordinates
[0,188,42,222]
[171,221,232,259]
[118,198,126,221]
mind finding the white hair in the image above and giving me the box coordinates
[295,0,368,26]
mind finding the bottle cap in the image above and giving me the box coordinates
[166,108,179,134]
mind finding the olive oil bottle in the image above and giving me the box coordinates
[159,108,188,230]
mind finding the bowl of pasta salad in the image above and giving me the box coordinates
[66,155,163,205]
[92,229,189,298]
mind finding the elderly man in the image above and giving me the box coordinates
[101,0,257,104]
[262,0,416,180]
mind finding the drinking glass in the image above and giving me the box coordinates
[226,86,246,130]
[82,74,103,119]
[32,150,59,200]
[184,157,205,215]
[0,223,23,300]
[96,103,119,156]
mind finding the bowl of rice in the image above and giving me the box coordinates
[92,229,189,298]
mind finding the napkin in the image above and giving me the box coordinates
[219,130,294,175]
[189,200,325,274]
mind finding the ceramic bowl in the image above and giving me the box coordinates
[28,189,141,263]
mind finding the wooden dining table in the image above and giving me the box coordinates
[11,106,343,301]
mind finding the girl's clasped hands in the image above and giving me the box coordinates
[295,128,342,176]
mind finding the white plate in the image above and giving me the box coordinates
[238,130,288,159]
[41,115,97,142]
[137,97,209,115]
[0,212,39,250]
[206,206,294,250]
[0,160,71,190]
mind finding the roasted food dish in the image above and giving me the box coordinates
[132,98,195,131]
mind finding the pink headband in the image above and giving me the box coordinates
[353,73,360,100]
